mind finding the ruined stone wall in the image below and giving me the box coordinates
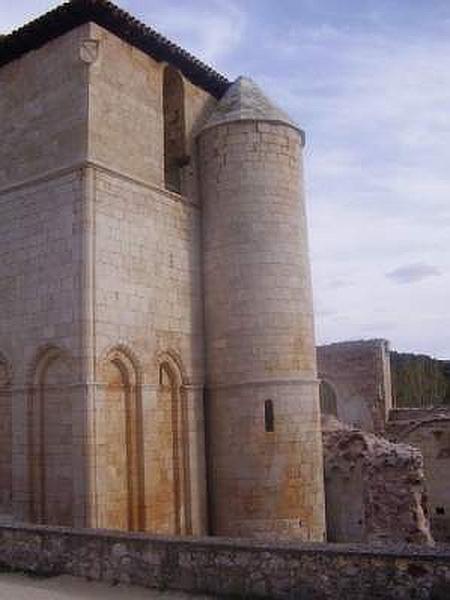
[317,339,392,432]
[388,408,450,542]
[1,524,450,600]
[322,416,432,545]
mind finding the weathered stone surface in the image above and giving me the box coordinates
[388,407,450,542]
[317,339,393,433]
[322,415,433,545]
[316,339,450,546]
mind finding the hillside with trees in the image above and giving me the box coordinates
[391,351,450,407]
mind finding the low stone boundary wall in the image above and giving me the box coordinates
[1,523,450,599]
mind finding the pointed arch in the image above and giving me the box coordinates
[157,351,191,535]
[156,349,188,387]
[27,343,73,387]
[97,345,144,531]
[0,351,12,515]
[163,65,187,193]
[100,343,143,388]
[27,344,76,526]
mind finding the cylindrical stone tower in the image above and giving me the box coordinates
[198,77,326,540]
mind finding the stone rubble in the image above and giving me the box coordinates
[322,415,433,545]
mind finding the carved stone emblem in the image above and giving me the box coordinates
[79,39,100,64]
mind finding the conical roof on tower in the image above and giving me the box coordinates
[200,76,302,135]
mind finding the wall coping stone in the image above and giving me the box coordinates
[1,522,450,560]
[2,523,450,599]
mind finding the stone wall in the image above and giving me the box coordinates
[317,339,392,432]
[388,408,450,542]
[0,168,88,525]
[0,22,213,535]
[85,25,212,535]
[0,26,89,187]
[322,416,432,545]
[0,23,93,525]
[1,524,450,600]
[87,23,214,200]
[89,167,207,536]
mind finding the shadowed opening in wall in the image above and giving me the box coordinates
[320,380,338,418]
[265,399,275,433]
[163,66,187,194]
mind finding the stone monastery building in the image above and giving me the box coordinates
[0,0,326,541]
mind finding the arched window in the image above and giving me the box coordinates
[98,347,144,532]
[264,399,275,433]
[28,346,75,526]
[320,380,338,417]
[163,66,187,193]
[157,357,190,535]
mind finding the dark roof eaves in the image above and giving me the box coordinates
[0,0,230,99]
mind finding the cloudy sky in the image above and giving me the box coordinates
[3,1,450,358]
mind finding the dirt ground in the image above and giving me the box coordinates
[0,573,215,599]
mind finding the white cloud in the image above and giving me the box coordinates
[129,0,246,68]
[257,21,450,356]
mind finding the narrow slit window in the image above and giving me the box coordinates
[264,399,274,433]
